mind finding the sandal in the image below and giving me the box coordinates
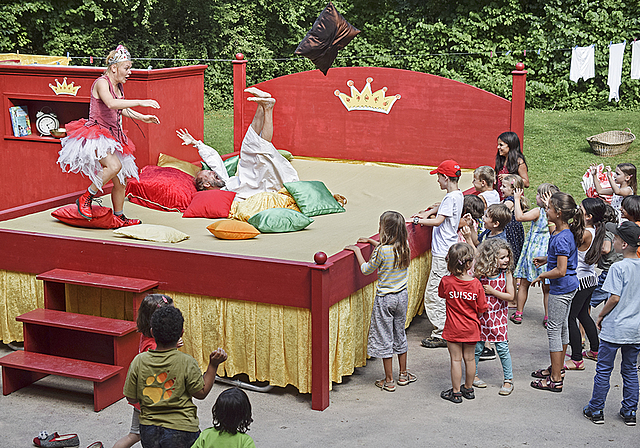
[440,388,462,403]
[564,359,585,370]
[397,371,417,386]
[499,379,514,396]
[531,365,565,379]
[510,311,523,324]
[473,378,487,388]
[375,379,396,392]
[460,384,475,399]
[583,350,598,361]
[530,376,563,392]
[542,315,548,328]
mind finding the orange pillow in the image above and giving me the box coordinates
[207,220,260,240]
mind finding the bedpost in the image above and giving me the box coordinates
[310,261,332,411]
[510,62,527,148]
[233,53,247,153]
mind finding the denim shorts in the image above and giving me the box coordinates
[139,424,200,448]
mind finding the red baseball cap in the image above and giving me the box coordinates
[430,160,461,178]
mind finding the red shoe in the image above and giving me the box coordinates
[115,214,142,227]
[76,191,94,220]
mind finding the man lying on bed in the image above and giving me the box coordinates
[176,88,299,200]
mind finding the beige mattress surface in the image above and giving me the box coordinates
[1,159,472,263]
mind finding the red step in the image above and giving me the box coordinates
[0,351,122,382]
[17,308,137,337]
[37,268,158,292]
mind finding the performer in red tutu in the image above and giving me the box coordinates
[58,45,160,225]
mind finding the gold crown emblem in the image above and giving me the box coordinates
[49,77,81,96]
[334,78,401,114]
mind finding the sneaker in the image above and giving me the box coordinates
[33,431,80,447]
[115,214,142,227]
[76,191,94,220]
[421,337,447,348]
[620,408,637,426]
[583,406,604,424]
[479,346,496,361]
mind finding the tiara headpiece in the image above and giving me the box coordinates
[108,45,131,65]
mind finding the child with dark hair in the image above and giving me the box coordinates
[458,195,485,245]
[591,163,637,222]
[191,387,256,448]
[123,306,228,448]
[114,294,176,448]
[583,221,640,425]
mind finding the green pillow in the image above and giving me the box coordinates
[284,181,346,217]
[277,149,293,161]
[223,156,239,177]
[247,208,314,233]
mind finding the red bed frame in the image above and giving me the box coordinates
[0,57,526,410]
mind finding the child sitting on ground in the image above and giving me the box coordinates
[191,387,256,448]
[473,166,500,208]
[583,221,640,426]
[123,306,228,448]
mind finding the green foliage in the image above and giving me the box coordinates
[2,0,639,110]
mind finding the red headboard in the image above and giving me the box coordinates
[233,57,526,169]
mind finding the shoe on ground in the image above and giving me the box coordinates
[473,378,487,388]
[421,337,447,348]
[583,406,604,424]
[374,379,396,392]
[115,214,142,227]
[460,384,475,399]
[440,388,462,403]
[33,431,80,447]
[76,191,94,220]
[397,371,417,386]
[479,346,496,361]
[582,350,598,361]
[510,311,523,324]
[620,408,636,426]
[499,380,514,396]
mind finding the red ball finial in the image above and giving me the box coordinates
[314,252,328,265]
[235,53,244,60]
[515,62,525,71]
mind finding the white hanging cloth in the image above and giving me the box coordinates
[570,45,595,82]
[608,41,626,102]
[631,40,640,80]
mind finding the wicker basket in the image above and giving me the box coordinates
[587,129,635,157]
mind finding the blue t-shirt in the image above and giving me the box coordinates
[547,229,578,295]
[600,258,640,344]
[478,229,508,244]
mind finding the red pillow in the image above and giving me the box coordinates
[183,190,236,218]
[126,165,197,212]
[52,204,123,229]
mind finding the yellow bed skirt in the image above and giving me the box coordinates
[0,252,430,394]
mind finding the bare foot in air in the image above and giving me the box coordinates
[244,87,271,98]
[248,97,276,110]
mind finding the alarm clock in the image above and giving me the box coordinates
[36,107,59,136]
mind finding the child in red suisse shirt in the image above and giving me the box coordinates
[439,242,488,403]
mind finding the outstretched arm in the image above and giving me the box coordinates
[94,77,159,111]
[123,108,160,124]
[177,128,229,182]
[192,348,228,400]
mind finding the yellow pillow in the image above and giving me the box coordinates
[157,153,201,177]
[207,220,260,240]
[113,224,190,243]
[231,191,301,222]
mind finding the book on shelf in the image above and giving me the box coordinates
[9,105,32,137]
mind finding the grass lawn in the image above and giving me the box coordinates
[204,108,640,204]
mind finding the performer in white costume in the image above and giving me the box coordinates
[177,88,298,200]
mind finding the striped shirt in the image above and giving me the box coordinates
[361,245,408,295]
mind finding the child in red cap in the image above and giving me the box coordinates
[411,159,463,348]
